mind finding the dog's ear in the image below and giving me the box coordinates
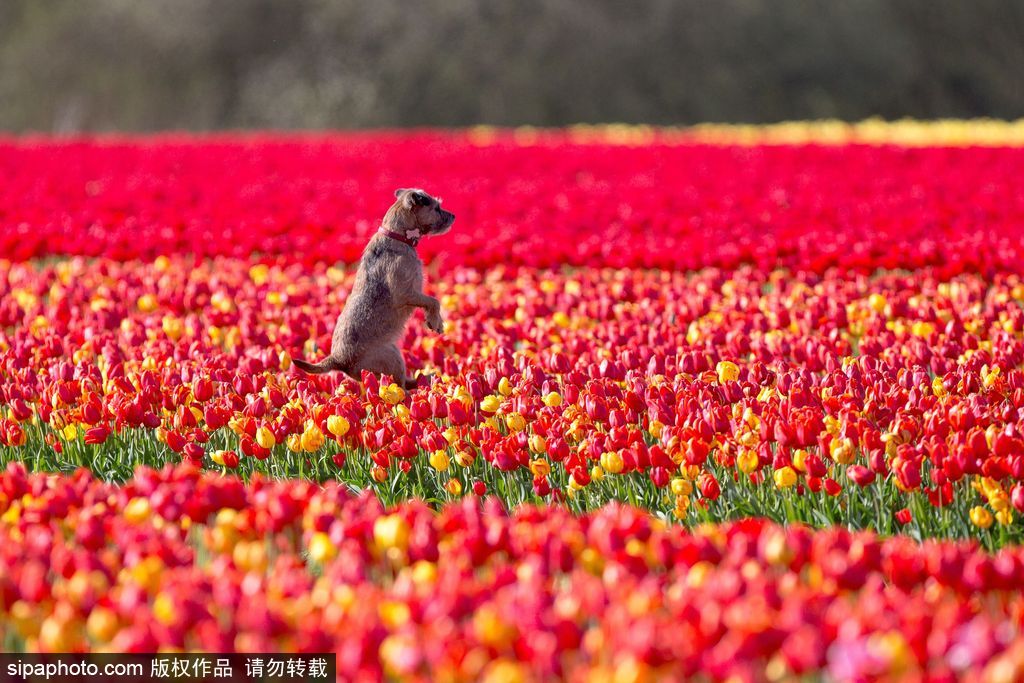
[401,190,432,209]
[394,188,406,199]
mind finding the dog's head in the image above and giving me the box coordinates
[388,188,455,238]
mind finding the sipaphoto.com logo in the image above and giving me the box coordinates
[0,653,337,682]
[6,658,143,680]
[9,663,142,679]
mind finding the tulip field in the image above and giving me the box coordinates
[3,121,1024,679]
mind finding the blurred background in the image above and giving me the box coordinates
[2,0,1022,132]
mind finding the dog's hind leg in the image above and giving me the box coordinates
[350,344,414,390]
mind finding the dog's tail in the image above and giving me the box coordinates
[291,355,347,375]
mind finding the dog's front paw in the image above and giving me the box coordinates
[426,314,445,334]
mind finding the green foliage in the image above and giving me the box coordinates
[1,0,1023,132]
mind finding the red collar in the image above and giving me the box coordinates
[378,227,421,247]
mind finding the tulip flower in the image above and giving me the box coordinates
[308,532,337,563]
[599,452,624,475]
[300,423,325,452]
[716,361,740,383]
[543,392,563,408]
[429,450,450,472]
[847,465,876,487]
[698,472,721,501]
[374,514,411,553]
[774,466,798,489]
[379,384,405,405]
[255,426,276,450]
[83,426,111,445]
[970,506,994,529]
[326,415,350,438]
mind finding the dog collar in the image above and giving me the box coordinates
[378,227,421,247]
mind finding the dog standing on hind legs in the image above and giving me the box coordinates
[292,188,455,390]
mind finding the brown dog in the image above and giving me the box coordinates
[292,188,454,389]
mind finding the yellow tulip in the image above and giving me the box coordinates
[600,451,624,475]
[529,458,551,478]
[137,294,158,313]
[970,506,994,529]
[308,532,337,564]
[374,514,411,552]
[152,593,178,626]
[829,437,855,465]
[249,263,270,285]
[86,606,119,643]
[161,315,183,342]
[255,426,276,449]
[429,450,450,472]
[773,466,797,489]
[124,498,151,525]
[792,449,808,472]
[716,360,740,383]
[505,412,526,432]
[379,383,405,405]
[326,415,350,437]
[737,448,759,474]
[300,423,325,452]
[670,478,693,496]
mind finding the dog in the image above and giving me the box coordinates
[291,188,454,390]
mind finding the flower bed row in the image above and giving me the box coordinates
[2,257,1023,542]
[1,462,1023,681]
[2,134,1024,275]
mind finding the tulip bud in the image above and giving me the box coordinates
[429,450,450,472]
[255,426,276,450]
[308,532,337,564]
[774,466,798,489]
[599,451,624,475]
[698,472,721,501]
[543,392,563,408]
[301,423,325,452]
[1011,484,1024,513]
[327,415,350,437]
[737,448,759,474]
[847,465,876,487]
[716,360,740,383]
[969,506,994,529]
[505,412,526,432]
[529,458,551,478]
[222,450,240,468]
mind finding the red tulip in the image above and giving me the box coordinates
[847,465,876,487]
[83,426,111,445]
[698,472,720,501]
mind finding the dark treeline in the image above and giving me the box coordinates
[1,0,1022,132]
